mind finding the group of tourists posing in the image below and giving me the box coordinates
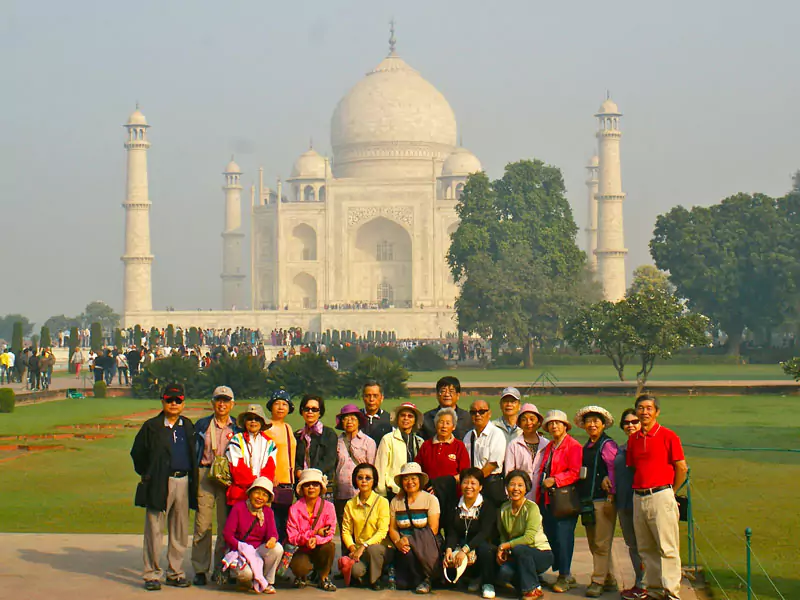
[131,377,687,600]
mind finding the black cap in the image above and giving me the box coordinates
[162,383,185,400]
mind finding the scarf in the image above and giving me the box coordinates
[300,421,323,468]
[401,430,419,463]
[245,499,265,526]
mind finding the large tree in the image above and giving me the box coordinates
[81,301,120,331]
[448,160,589,365]
[627,265,674,297]
[44,314,80,334]
[651,193,799,354]
[0,314,33,342]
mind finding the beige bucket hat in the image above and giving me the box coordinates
[247,476,274,501]
[237,404,268,429]
[295,468,329,496]
[393,461,430,489]
[541,409,572,431]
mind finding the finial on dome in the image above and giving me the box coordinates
[309,136,314,149]
[606,89,611,100]
[135,101,140,110]
[388,18,396,55]
[458,134,463,147]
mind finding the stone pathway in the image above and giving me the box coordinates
[0,534,698,600]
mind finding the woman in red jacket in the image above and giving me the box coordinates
[537,410,582,594]
[226,405,278,506]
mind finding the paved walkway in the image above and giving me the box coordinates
[0,534,697,600]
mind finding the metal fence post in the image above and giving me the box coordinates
[745,527,752,600]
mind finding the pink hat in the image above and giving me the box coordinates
[519,403,544,422]
[335,403,367,430]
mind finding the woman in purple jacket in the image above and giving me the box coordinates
[222,477,283,594]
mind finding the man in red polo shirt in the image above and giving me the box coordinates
[626,394,688,600]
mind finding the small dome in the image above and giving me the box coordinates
[589,155,599,167]
[126,108,148,126]
[291,148,329,179]
[596,98,621,116]
[442,147,482,176]
[224,159,241,173]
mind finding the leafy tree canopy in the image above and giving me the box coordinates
[650,193,800,354]
[447,161,590,365]
[0,315,34,341]
[81,301,120,330]
[44,314,80,333]
[627,265,674,297]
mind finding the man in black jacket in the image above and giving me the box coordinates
[126,346,141,377]
[131,383,198,591]
[360,380,392,443]
[420,376,472,441]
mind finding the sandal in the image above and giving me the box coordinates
[262,584,277,594]
[320,578,337,592]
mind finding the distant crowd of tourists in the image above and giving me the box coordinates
[131,378,687,599]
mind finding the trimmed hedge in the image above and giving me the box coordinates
[93,381,108,398]
[0,388,15,413]
[405,345,447,371]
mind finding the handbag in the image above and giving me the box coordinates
[543,442,581,518]
[273,425,295,506]
[207,421,232,487]
[579,437,611,526]
[277,497,325,577]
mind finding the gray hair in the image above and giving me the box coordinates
[434,407,458,428]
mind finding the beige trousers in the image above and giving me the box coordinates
[236,543,284,586]
[143,476,189,581]
[633,490,681,599]
[191,467,229,574]
[585,498,618,584]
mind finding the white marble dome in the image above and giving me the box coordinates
[596,98,621,115]
[291,148,329,179]
[330,52,458,178]
[126,109,148,126]
[224,159,241,173]
[442,147,482,176]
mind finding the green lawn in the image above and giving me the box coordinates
[1,394,798,599]
[408,363,791,383]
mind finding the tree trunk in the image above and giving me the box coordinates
[491,335,502,361]
[726,329,743,357]
[524,339,534,368]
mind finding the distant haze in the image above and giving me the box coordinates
[4,0,798,325]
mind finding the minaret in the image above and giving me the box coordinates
[122,105,153,318]
[594,97,627,300]
[221,157,245,309]
[585,155,599,272]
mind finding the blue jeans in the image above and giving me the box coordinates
[497,546,553,593]
[540,502,578,576]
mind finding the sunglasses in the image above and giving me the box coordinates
[164,397,184,404]
[245,416,262,422]
[622,419,640,426]
[302,406,321,413]
[470,409,490,416]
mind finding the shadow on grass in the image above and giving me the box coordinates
[18,544,143,588]
[674,425,800,466]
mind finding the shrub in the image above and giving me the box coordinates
[405,345,447,371]
[339,355,409,399]
[11,322,23,354]
[200,355,269,400]
[40,326,52,349]
[782,357,800,381]
[0,388,15,413]
[371,345,404,364]
[333,345,362,371]
[93,381,107,398]
[69,326,80,352]
[134,325,143,347]
[166,324,175,347]
[114,328,123,351]
[266,353,339,399]
[132,354,202,398]
[90,322,103,352]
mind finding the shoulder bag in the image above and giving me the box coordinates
[273,425,296,506]
[208,420,232,487]
[544,442,580,518]
[276,497,325,577]
[579,437,611,526]
[403,495,442,578]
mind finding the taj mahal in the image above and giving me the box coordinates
[121,30,627,338]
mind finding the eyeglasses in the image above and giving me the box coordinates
[164,397,184,404]
[622,419,640,426]
[245,416,262,422]
[302,406,321,413]
[470,409,490,416]
[437,387,458,395]
[356,475,373,481]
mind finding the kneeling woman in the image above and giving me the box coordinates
[479,470,553,600]
[387,462,441,594]
[222,477,284,594]
[340,463,390,589]
[287,468,338,592]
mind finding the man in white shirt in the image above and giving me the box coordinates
[464,399,507,506]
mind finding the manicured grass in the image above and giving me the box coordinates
[1,394,798,599]
[408,363,791,383]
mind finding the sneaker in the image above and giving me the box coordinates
[294,577,309,589]
[263,584,277,594]
[415,579,432,594]
[482,584,496,599]
[603,576,618,592]
[192,573,207,586]
[621,587,648,600]
[585,581,604,597]
[552,576,572,593]
[524,589,545,600]
[144,580,161,591]
[467,578,482,594]
[164,577,191,588]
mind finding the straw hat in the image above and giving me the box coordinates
[393,462,430,489]
[574,405,614,428]
[237,404,268,429]
[295,468,329,496]
[393,402,423,431]
[541,409,572,431]
[518,402,544,423]
[335,403,367,430]
[247,476,274,501]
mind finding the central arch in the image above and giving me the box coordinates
[352,216,412,307]
[291,272,317,309]
[291,223,317,261]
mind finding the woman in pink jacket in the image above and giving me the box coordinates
[286,468,338,591]
[537,410,582,594]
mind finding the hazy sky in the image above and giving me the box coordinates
[4,0,799,325]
